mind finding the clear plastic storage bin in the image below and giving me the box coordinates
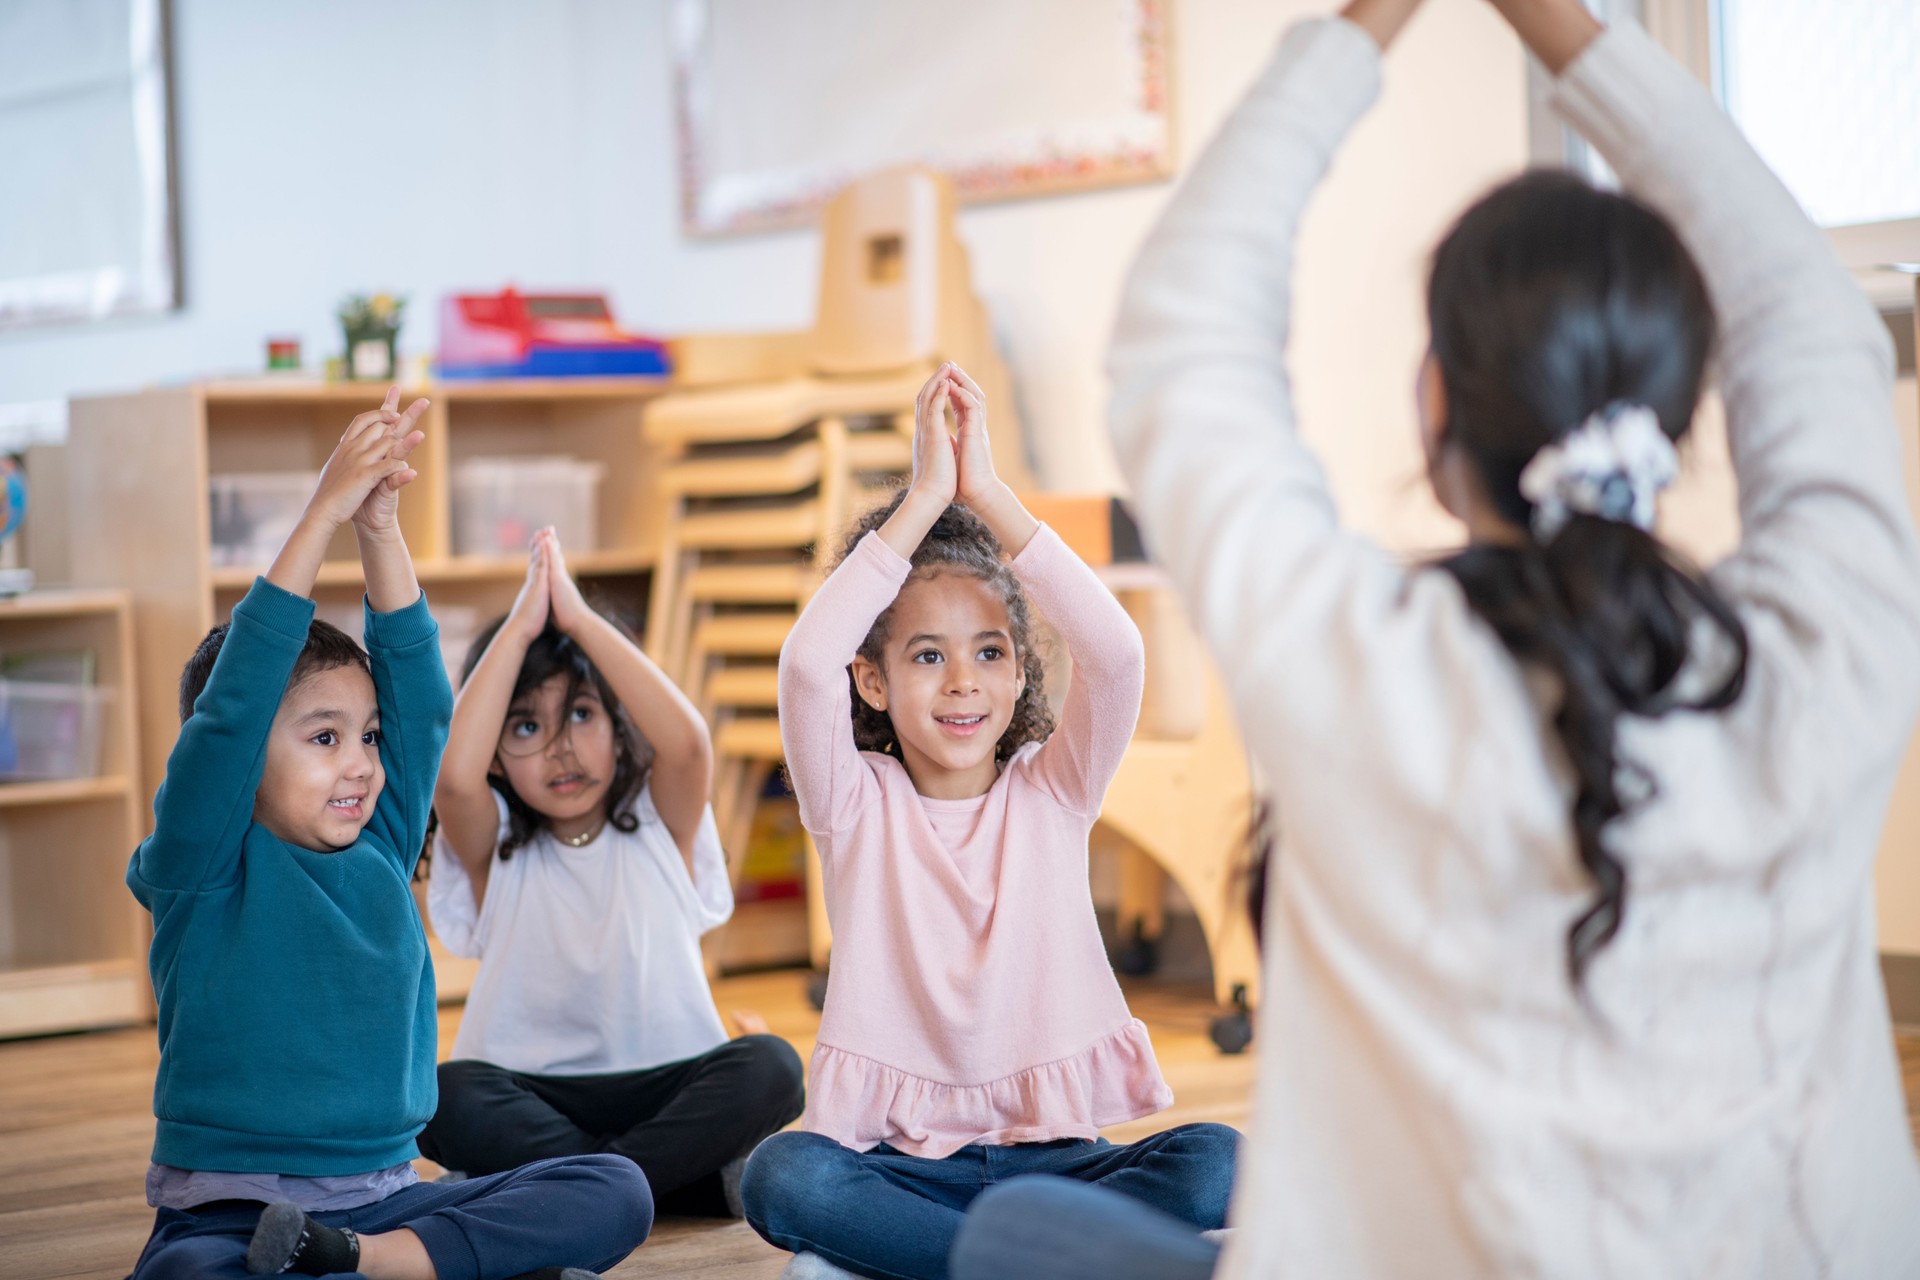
[0,681,110,781]
[209,472,320,568]
[452,456,606,557]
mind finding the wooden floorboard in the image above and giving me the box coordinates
[0,972,1913,1278]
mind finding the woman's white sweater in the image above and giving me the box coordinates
[1108,16,1920,1278]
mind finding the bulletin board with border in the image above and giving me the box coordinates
[672,0,1176,237]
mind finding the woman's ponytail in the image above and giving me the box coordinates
[1424,171,1749,990]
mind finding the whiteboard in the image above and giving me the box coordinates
[672,0,1175,236]
[0,0,178,330]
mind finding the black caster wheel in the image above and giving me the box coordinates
[805,968,830,1012]
[1114,919,1161,977]
[1208,983,1254,1055]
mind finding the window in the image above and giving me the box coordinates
[1716,1,1918,232]
[1533,0,1920,309]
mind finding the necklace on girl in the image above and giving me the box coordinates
[559,820,605,848]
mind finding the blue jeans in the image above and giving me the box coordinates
[950,1176,1221,1280]
[740,1123,1239,1280]
[126,1154,651,1280]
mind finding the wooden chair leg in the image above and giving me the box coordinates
[1117,847,1169,946]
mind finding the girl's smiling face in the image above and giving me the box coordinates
[492,674,618,842]
[851,570,1026,800]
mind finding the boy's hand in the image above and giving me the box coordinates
[503,532,553,644]
[541,528,595,635]
[307,389,425,532]
[908,366,960,509]
[349,387,430,536]
[946,363,1006,510]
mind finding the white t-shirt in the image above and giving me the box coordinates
[428,780,733,1075]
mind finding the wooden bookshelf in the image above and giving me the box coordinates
[64,379,672,1000]
[0,589,146,1037]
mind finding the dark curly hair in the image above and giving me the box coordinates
[837,490,1055,764]
[457,610,654,860]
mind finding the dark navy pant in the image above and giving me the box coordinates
[126,1153,650,1280]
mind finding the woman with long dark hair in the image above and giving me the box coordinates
[950,0,1920,1275]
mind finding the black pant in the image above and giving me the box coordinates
[418,1035,805,1217]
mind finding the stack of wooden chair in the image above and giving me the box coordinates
[643,168,1034,966]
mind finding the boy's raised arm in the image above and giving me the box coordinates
[133,401,418,895]
[362,589,452,876]
[349,386,429,614]
[130,583,314,896]
[348,389,450,872]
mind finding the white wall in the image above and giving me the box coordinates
[0,0,817,419]
[0,0,1527,529]
[1877,371,1920,955]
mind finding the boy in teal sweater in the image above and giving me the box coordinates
[126,390,651,1280]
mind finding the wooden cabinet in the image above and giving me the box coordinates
[0,590,147,1037]
[64,378,670,999]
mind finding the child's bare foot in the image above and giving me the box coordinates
[730,1009,770,1036]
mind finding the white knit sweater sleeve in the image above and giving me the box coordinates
[1552,24,1920,765]
[1107,18,1503,816]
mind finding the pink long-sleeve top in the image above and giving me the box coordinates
[779,523,1173,1158]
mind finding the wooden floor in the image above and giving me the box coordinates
[0,973,1256,1279]
[1,975,1914,1279]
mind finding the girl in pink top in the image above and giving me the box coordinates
[739,363,1239,1280]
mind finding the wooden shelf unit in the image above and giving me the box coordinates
[0,589,147,1038]
[64,379,672,1001]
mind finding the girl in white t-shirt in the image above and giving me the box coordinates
[420,527,804,1218]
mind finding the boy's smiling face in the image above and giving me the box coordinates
[254,664,385,851]
[851,570,1025,800]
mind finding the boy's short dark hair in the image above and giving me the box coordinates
[177,618,372,724]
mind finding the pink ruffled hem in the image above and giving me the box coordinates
[800,1018,1176,1159]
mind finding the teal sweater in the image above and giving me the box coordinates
[128,579,452,1175]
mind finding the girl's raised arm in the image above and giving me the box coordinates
[543,530,715,868]
[778,367,960,835]
[434,541,552,907]
[945,362,1144,813]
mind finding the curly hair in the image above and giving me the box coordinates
[837,490,1055,764]
[457,609,654,861]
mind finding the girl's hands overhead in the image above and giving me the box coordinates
[945,362,1006,511]
[909,365,960,509]
[504,530,553,645]
[541,528,595,635]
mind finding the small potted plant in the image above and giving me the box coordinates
[338,292,406,381]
